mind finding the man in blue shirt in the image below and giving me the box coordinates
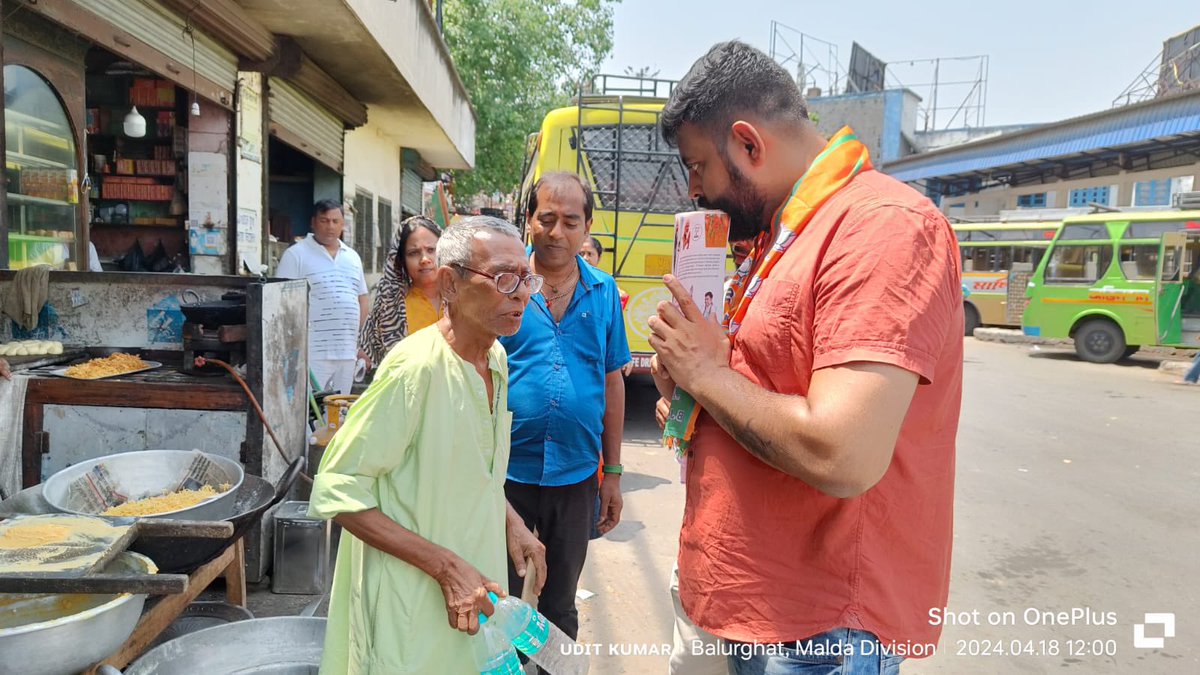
[501,172,631,647]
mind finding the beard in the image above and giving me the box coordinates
[696,159,770,243]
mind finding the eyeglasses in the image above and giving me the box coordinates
[453,264,544,294]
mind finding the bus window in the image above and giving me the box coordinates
[1058,223,1109,240]
[970,247,990,272]
[1123,221,1189,240]
[993,246,1013,272]
[1117,244,1158,280]
[1012,246,1044,269]
[1046,244,1113,284]
[1160,246,1182,282]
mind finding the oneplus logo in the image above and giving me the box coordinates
[1133,613,1175,649]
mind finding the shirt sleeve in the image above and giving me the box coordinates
[604,279,632,372]
[356,265,369,296]
[810,203,961,384]
[275,247,301,280]
[308,359,425,519]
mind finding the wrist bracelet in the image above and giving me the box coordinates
[602,464,623,475]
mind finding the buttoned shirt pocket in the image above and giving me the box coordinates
[734,278,804,389]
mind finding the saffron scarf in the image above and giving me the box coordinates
[663,127,873,456]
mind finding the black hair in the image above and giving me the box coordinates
[586,236,604,257]
[526,172,594,223]
[704,291,714,299]
[395,216,443,284]
[313,199,343,218]
[660,40,809,148]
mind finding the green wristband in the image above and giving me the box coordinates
[602,464,623,475]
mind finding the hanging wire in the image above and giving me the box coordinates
[183,5,200,115]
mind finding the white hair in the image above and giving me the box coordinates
[436,216,523,270]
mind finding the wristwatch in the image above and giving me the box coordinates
[602,464,623,475]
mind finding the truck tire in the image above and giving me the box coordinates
[964,303,981,337]
[1073,319,1126,364]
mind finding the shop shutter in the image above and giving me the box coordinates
[72,0,237,92]
[269,78,345,171]
[401,168,423,216]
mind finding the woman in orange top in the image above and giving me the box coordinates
[358,216,443,367]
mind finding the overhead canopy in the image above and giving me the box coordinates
[885,89,1200,197]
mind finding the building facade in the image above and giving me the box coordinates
[884,89,1200,220]
[0,0,473,276]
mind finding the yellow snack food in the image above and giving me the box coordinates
[0,522,71,549]
[64,353,149,379]
[101,485,223,516]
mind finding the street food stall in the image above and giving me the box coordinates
[0,269,309,579]
[0,269,319,672]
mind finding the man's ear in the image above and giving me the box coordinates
[437,266,458,303]
[730,121,766,168]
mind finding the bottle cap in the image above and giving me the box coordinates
[478,591,501,624]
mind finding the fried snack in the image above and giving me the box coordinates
[0,522,72,550]
[64,353,149,379]
[101,485,223,516]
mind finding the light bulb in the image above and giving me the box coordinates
[190,100,200,117]
[123,106,146,137]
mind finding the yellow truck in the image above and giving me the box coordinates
[515,76,720,372]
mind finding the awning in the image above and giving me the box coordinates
[885,89,1200,194]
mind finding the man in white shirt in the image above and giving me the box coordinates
[276,199,369,394]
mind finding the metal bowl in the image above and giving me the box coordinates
[0,551,156,675]
[118,616,326,674]
[149,601,255,650]
[128,474,274,573]
[42,450,245,522]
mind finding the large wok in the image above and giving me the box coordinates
[107,617,326,675]
[42,450,246,523]
[0,552,156,675]
[134,457,302,573]
[0,458,303,574]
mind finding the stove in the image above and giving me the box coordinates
[182,322,247,374]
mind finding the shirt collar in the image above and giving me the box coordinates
[306,233,348,253]
[526,245,599,292]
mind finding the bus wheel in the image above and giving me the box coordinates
[1073,319,1126,364]
[963,303,981,337]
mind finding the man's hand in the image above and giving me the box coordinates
[0,358,11,381]
[597,476,623,534]
[434,553,504,635]
[356,349,372,370]
[647,274,731,392]
[649,354,675,401]
[506,512,547,596]
[655,397,670,430]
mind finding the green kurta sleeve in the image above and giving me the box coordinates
[309,354,426,520]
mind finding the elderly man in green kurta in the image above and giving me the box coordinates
[310,216,549,674]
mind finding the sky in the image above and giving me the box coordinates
[601,0,1192,128]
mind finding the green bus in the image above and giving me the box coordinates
[955,221,1060,335]
[1022,209,1200,363]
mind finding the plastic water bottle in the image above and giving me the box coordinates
[472,615,523,675]
[485,593,590,675]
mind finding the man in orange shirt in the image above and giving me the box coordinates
[648,41,963,674]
